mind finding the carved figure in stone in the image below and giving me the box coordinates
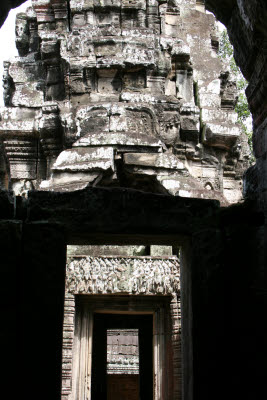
[66,256,180,295]
[0,0,251,204]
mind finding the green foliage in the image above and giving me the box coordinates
[219,30,232,59]
[219,28,254,163]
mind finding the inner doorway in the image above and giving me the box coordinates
[62,244,183,400]
[91,314,153,400]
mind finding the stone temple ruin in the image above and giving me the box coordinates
[0,1,266,400]
[0,0,250,203]
[0,2,253,399]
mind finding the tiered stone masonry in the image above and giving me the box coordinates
[0,0,250,203]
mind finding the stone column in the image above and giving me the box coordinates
[61,293,75,400]
[170,294,182,400]
[21,222,66,400]
[39,102,63,175]
[0,214,22,396]
[190,228,225,400]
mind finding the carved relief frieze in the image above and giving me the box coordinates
[66,256,180,295]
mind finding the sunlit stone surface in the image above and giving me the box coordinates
[0,0,251,203]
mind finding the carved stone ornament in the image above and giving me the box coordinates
[66,255,180,295]
[0,0,251,204]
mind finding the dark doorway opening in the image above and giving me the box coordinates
[91,313,153,400]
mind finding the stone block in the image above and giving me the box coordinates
[98,76,122,93]
[176,70,194,103]
[96,10,121,27]
[47,65,62,84]
[40,171,101,191]
[40,36,59,59]
[150,245,173,256]
[124,152,184,170]
[72,12,86,27]
[70,0,94,11]
[67,244,147,257]
[121,0,146,10]
[0,107,39,134]
[94,0,121,7]
[180,115,200,142]
[147,76,165,94]
[163,23,179,38]
[12,83,44,107]
[165,80,176,96]
[199,93,221,108]
[203,123,240,149]
[73,132,163,149]
[223,178,243,203]
[52,146,115,172]
[123,70,146,89]
[69,74,87,94]
[94,41,122,57]
[76,107,110,136]
[9,62,45,84]
[156,175,182,195]
[9,161,37,180]
[110,115,128,132]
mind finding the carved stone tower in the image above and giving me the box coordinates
[0,0,250,203]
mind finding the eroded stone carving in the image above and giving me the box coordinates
[66,255,180,295]
[0,0,251,203]
[107,329,139,374]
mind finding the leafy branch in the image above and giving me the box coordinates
[219,29,254,163]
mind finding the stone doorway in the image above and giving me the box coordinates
[70,296,176,400]
[61,245,183,400]
[92,313,153,400]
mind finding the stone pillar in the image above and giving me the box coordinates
[61,293,76,400]
[0,215,22,396]
[170,294,182,400]
[190,228,226,400]
[70,308,93,400]
[21,222,66,400]
[39,102,63,174]
[219,206,266,400]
